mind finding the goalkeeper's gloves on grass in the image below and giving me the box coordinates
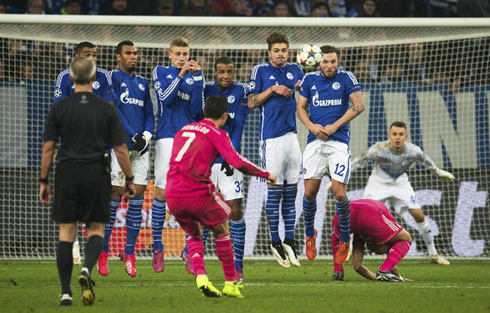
[436,169,455,183]
[220,160,234,177]
[131,133,148,156]
[332,272,344,281]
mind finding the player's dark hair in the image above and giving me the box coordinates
[214,56,234,70]
[116,40,134,55]
[320,45,340,60]
[267,32,289,50]
[389,121,407,130]
[204,96,228,119]
[75,41,96,55]
[70,57,96,85]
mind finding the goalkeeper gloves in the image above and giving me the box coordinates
[131,133,148,156]
[332,272,344,281]
[436,169,455,183]
[220,160,234,177]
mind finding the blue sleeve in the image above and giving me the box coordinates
[111,71,136,137]
[152,66,182,109]
[191,71,205,121]
[144,80,155,134]
[230,113,247,152]
[53,72,71,103]
[344,71,362,95]
[299,75,310,99]
[101,70,116,102]
[247,65,263,95]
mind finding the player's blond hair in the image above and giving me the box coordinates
[170,37,189,51]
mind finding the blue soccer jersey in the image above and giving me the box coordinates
[110,68,154,149]
[205,81,250,163]
[247,62,304,141]
[152,65,205,139]
[299,69,361,145]
[53,67,115,103]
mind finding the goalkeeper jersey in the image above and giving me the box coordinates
[204,81,250,164]
[166,119,270,198]
[53,67,115,103]
[152,65,205,140]
[351,141,440,184]
[110,69,154,149]
[247,62,304,141]
[299,69,361,145]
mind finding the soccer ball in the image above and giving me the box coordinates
[297,44,323,71]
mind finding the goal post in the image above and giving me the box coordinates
[0,15,488,259]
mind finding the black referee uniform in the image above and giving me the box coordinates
[43,92,127,224]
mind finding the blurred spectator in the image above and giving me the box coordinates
[404,42,431,85]
[224,0,252,16]
[209,0,232,13]
[290,0,310,16]
[392,0,427,17]
[100,0,129,15]
[311,1,331,17]
[45,0,64,14]
[382,59,405,83]
[246,0,274,16]
[156,0,174,15]
[26,0,45,14]
[127,0,153,15]
[457,0,490,17]
[178,0,221,16]
[428,0,456,17]
[353,60,370,84]
[326,0,346,16]
[266,1,294,16]
[363,46,381,82]
[84,0,109,14]
[347,0,381,17]
[61,0,82,14]
[0,1,6,13]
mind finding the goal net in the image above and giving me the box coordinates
[0,15,488,260]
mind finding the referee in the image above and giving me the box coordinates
[39,57,136,306]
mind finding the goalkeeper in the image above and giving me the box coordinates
[329,121,453,265]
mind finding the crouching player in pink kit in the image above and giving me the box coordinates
[331,199,413,282]
[166,96,277,298]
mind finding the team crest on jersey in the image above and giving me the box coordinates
[333,82,340,90]
[287,72,293,80]
[54,88,62,98]
[92,81,100,90]
[248,81,256,90]
[138,84,145,91]
[227,95,235,103]
[154,81,161,90]
[186,78,194,85]
[111,173,116,181]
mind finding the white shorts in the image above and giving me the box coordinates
[154,138,173,189]
[210,163,244,201]
[260,132,301,185]
[302,139,351,184]
[363,177,419,215]
[111,149,149,186]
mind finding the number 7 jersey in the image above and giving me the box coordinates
[165,119,270,198]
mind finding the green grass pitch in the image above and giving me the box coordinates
[1,259,490,313]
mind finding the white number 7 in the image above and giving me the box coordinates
[175,132,196,162]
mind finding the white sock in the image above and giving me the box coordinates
[417,220,437,255]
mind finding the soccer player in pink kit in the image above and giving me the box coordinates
[166,96,276,298]
[331,199,413,282]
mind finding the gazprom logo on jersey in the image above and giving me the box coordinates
[177,90,190,101]
[312,91,342,107]
[120,88,144,107]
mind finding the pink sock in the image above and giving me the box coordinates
[215,234,235,282]
[379,240,411,271]
[187,236,206,276]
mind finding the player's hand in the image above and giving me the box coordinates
[39,183,52,205]
[311,124,328,141]
[332,272,344,281]
[124,181,136,199]
[220,160,234,177]
[187,60,202,73]
[273,85,292,98]
[436,169,455,183]
[267,173,277,185]
[324,124,338,137]
[131,133,148,156]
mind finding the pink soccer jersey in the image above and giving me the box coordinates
[165,119,270,198]
[331,199,403,246]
